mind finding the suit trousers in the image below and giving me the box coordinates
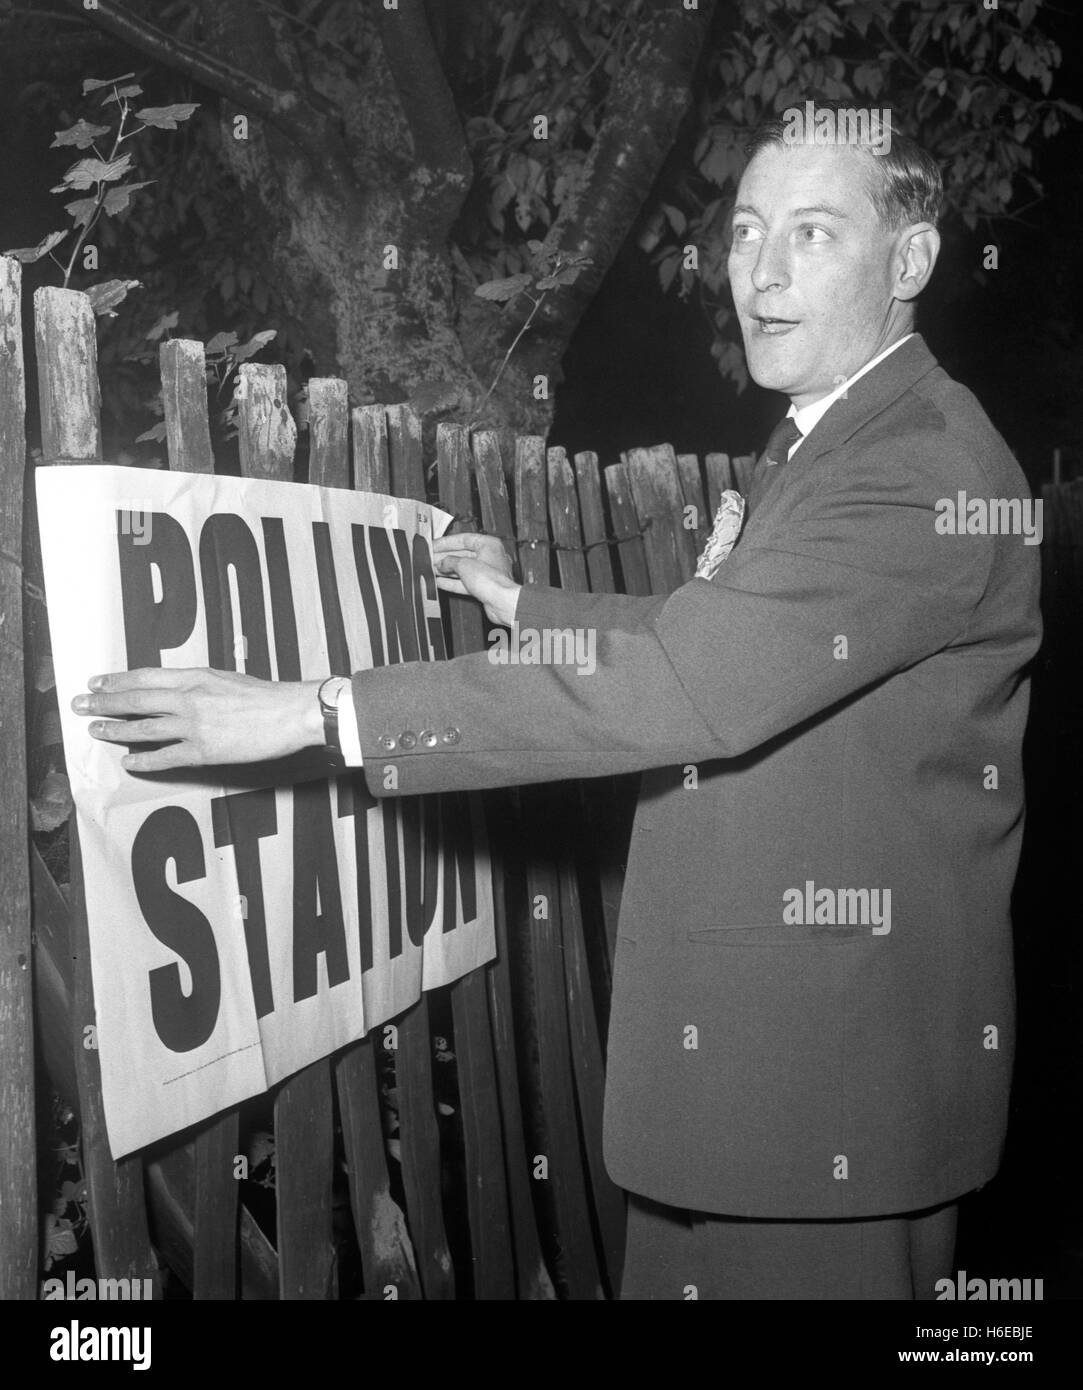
[619,1193,959,1300]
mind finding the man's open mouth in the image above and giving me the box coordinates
[754,316,799,335]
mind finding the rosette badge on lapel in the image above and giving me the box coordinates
[695,489,746,581]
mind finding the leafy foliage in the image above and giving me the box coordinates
[643,0,1080,389]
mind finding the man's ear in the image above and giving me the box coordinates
[895,224,940,302]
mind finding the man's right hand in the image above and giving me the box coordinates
[433,533,521,628]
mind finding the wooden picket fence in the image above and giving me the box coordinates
[0,261,767,1300]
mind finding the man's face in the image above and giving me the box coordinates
[728,143,907,407]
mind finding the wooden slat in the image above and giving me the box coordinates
[677,452,707,552]
[34,287,102,464]
[274,1065,337,1297]
[558,858,626,1295]
[386,404,425,503]
[603,462,651,596]
[472,441,557,1300]
[395,999,455,1297]
[515,437,550,589]
[626,444,697,591]
[161,340,213,473]
[235,362,297,481]
[146,1148,279,1299]
[352,405,390,493]
[160,339,240,1298]
[547,447,589,592]
[515,438,604,1299]
[545,444,626,1296]
[373,412,454,1299]
[471,431,518,560]
[570,450,624,982]
[31,847,79,1111]
[334,1040,420,1298]
[436,423,515,1299]
[705,452,734,517]
[573,451,617,594]
[0,256,35,1299]
[307,378,350,489]
[192,1111,240,1299]
[731,452,757,497]
[325,407,423,1301]
[35,286,158,1291]
[236,361,337,1300]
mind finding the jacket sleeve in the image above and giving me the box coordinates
[351,433,995,798]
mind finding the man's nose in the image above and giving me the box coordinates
[750,235,791,293]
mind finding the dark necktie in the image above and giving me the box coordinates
[763,414,803,468]
[747,414,803,514]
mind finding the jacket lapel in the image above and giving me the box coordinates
[746,334,941,517]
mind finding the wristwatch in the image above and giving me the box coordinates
[317,675,350,757]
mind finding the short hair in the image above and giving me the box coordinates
[743,102,945,230]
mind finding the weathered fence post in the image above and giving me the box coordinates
[436,422,515,1300]
[236,362,337,1300]
[160,338,240,1301]
[514,436,604,1299]
[35,285,159,1292]
[0,256,37,1299]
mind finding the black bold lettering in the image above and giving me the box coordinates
[292,780,349,1002]
[116,512,197,668]
[131,807,220,1051]
[312,522,351,675]
[211,787,277,1018]
[369,528,420,664]
[441,792,478,931]
[352,526,385,667]
[336,775,376,973]
[261,517,302,681]
[411,533,446,661]
[198,513,271,677]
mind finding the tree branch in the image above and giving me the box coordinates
[377,0,473,224]
[522,0,719,363]
[64,0,335,171]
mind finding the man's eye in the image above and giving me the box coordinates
[797,225,829,243]
[732,224,763,243]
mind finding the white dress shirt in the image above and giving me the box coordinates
[785,333,913,459]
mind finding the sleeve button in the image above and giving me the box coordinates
[419,730,438,748]
[441,726,461,745]
[399,731,417,749]
[378,734,397,751]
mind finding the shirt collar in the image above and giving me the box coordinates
[787,333,914,455]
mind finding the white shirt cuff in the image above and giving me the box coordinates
[335,676,364,766]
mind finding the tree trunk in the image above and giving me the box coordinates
[81,0,717,435]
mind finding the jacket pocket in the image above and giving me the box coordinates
[688,922,870,947]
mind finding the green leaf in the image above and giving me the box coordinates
[85,278,141,318]
[474,272,532,302]
[135,422,168,444]
[134,103,199,129]
[100,84,143,107]
[145,310,179,341]
[83,73,136,94]
[53,154,132,191]
[51,120,111,150]
[2,230,67,264]
[205,330,239,355]
[102,180,154,217]
[232,329,277,363]
[64,197,98,230]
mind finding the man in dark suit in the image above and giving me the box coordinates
[76,113,1042,1299]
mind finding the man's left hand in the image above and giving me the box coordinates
[71,668,327,772]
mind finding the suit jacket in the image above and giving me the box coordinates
[350,335,1042,1219]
